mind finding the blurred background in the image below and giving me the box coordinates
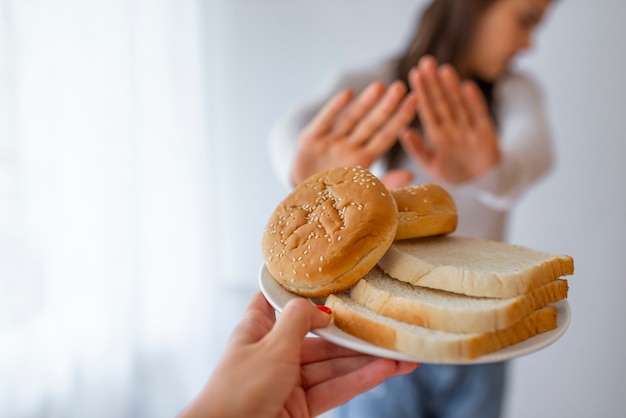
[1,0,624,417]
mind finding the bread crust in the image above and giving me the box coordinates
[351,266,568,333]
[379,236,575,298]
[391,184,457,240]
[262,167,398,297]
[325,293,558,362]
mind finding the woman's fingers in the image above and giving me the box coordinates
[301,354,383,388]
[302,89,354,139]
[439,64,471,125]
[349,81,408,143]
[300,337,366,364]
[303,80,416,165]
[227,292,277,346]
[400,128,432,165]
[411,68,437,128]
[362,92,417,157]
[266,298,332,351]
[416,56,453,125]
[333,82,386,136]
[306,358,419,417]
[461,80,491,129]
[301,339,421,389]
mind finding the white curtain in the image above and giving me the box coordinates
[0,1,219,417]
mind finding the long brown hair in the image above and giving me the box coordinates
[388,0,499,168]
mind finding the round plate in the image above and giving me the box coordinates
[259,264,571,364]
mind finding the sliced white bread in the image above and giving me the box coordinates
[379,236,574,298]
[351,267,568,333]
[325,292,558,362]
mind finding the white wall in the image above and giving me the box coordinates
[507,2,626,417]
[209,1,626,417]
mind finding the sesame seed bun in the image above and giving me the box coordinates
[262,167,398,297]
[391,183,457,240]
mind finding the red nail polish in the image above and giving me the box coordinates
[317,305,332,315]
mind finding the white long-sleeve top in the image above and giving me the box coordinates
[269,59,553,242]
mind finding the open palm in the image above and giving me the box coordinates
[401,56,500,184]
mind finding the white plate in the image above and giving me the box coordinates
[259,264,571,364]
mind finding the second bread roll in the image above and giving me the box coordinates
[391,183,457,240]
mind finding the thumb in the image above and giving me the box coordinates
[267,298,332,348]
[400,128,431,165]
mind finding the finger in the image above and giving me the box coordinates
[247,291,278,319]
[438,64,470,125]
[400,128,432,165]
[348,81,407,143]
[413,70,439,128]
[363,92,417,156]
[300,336,369,364]
[301,354,386,389]
[461,80,491,129]
[408,66,420,93]
[418,56,452,124]
[228,292,277,345]
[307,358,420,416]
[301,336,372,361]
[302,342,421,388]
[396,360,421,375]
[334,82,386,135]
[267,298,332,350]
[302,89,354,139]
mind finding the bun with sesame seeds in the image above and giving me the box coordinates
[261,166,398,298]
[390,183,457,240]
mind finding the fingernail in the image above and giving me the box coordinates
[317,306,332,315]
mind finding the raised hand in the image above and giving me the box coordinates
[401,56,500,184]
[291,81,417,186]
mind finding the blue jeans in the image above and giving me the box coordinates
[337,362,507,418]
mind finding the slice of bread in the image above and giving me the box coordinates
[379,236,574,298]
[325,292,558,362]
[351,267,568,333]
